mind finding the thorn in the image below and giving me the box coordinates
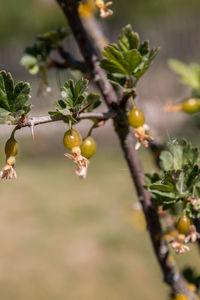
[29,120,35,140]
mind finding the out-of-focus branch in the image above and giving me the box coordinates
[55,1,196,299]
[56,47,88,72]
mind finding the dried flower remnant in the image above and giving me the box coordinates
[0,156,17,179]
[170,234,190,254]
[164,102,182,113]
[96,0,113,18]
[134,124,154,150]
[65,147,89,179]
[184,225,200,244]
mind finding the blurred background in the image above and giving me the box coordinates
[1,0,200,299]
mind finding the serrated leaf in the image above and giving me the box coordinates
[13,82,30,110]
[0,71,32,122]
[100,59,127,75]
[169,59,200,91]
[74,78,88,101]
[134,48,159,78]
[159,151,173,171]
[118,24,139,54]
[124,50,142,74]
[51,79,101,118]
[101,25,159,90]
[138,40,149,55]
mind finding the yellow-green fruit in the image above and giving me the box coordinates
[177,215,190,234]
[81,136,96,159]
[128,108,145,128]
[181,98,200,114]
[63,129,82,150]
[5,137,18,157]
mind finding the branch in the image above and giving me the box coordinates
[16,111,116,129]
[56,47,88,73]
[55,1,196,299]
[56,0,118,108]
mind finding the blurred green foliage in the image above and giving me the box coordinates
[0,0,66,42]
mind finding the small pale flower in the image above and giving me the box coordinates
[184,225,200,243]
[96,0,113,18]
[189,197,200,211]
[134,124,154,150]
[170,234,190,254]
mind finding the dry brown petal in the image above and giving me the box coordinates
[65,152,88,179]
[0,164,17,179]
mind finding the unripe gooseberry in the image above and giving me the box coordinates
[81,136,97,159]
[63,129,82,150]
[181,98,200,114]
[177,215,191,235]
[5,137,18,157]
[128,108,145,128]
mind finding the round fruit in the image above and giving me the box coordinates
[5,137,18,157]
[181,98,200,114]
[128,108,145,128]
[63,129,82,150]
[81,137,97,159]
[177,215,190,234]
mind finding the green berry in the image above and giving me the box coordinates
[81,137,96,159]
[5,137,18,157]
[128,108,145,128]
[177,215,190,234]
[63,129,82,150]
[181,98,200,114]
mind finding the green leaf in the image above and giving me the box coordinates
[124,50,142,74]
[159,150,173,171]
[169,59,200,91]
[134,48,159,78]
[13,82,30,111]
[145,138,200,211]
[118,24,139,54]
[50,79,101,118]
[100,59,127,75]
[0,71,32,123]
[138,40,149,55]
[101,24,159,90]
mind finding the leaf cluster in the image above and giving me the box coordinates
[100,24,159,93]
[0,71,32,124]
[20,27,69,75]
[145,139,200,218]
[169,59,200,96]
[49,78,101,123]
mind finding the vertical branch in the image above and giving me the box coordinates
[56,0,117,107]
[55,0,196,298]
